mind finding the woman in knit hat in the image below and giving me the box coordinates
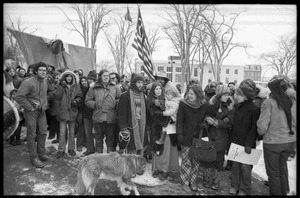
[229,84,260,195]
[86,70,97,87]
[201,84,235,190]
[257,78,296,195]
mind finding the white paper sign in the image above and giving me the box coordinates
[163,123,176,134]
[227,143,262,165]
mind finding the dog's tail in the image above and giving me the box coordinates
[76,159,87,195]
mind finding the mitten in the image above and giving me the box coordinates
[244,146,251,154]
[60,81,67,88]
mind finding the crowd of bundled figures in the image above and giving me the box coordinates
[3,59,297,196]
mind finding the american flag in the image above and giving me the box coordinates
[132,7,155,81]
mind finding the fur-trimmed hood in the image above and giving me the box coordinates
[58,70,79,85]
[209,95,235,111]
[255,84,270,99]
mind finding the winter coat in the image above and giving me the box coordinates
[257,97,296,144]
[13,75,51,112]
[207,95,235,151]
[118,90,147,151]
[53,70,82,122]
[85,82,121,124]
[176,101,212,147]
[230,100,260,148]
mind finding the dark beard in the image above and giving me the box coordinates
[130,84,143,93]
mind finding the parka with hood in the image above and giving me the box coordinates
[53,70,82,122]
[85,79,121,124]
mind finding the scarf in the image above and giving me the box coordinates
[129,89,146,150]
[182,96,204,109]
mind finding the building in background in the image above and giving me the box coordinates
[135,58,247,89]
[244,64,262,81]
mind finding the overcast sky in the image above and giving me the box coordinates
[3,3,297,76]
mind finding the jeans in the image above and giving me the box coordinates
[76,118,86,149]
[94,121,115,152]
[231,161,252,195]
[24,110,47,158]
[84,118,95,152]
[58,120,76,152]
[263,142,295,195]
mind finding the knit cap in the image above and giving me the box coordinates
[130,73,144,85]
[215,84,230,98]
[87,70,97,81]
[236,84,255,100]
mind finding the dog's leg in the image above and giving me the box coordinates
[116,179,131,195]
[124,178,140,195]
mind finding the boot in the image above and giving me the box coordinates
[203,168,211,188]
[10,135,17,146]
[156,131,167,145]
[30,157,45,168]
[16,138,21,145]
[211,171,220,190]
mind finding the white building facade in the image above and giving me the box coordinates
[135,59,245,89]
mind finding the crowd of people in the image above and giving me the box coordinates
[3,59,297,195]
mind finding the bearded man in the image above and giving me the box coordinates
[118,73,147,154]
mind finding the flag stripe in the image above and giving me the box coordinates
[132,7,155,81]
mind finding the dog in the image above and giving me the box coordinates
[76,152,147,195]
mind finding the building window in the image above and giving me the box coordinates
[208,69,212,73]
[167,67,172,72]
[234,69,238,74]
[225,77,229,84]
[226,69,230,74]
[234,79,237,84]
[167,73,172,81]
[194,68,197,77]
[208,79,212,83]
[175,74,181,82]
[175,67,181,72]
[158,66,164,71]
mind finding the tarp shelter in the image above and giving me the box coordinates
[7,28,96,75]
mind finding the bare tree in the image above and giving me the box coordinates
[96,59,114,72]
[200,6,250,82]
[259,35,296,76]
[146,27,162,55]
[58,4,112,49]
[104,13,135,75]
[4,16,37,67]
[162,4,209,88]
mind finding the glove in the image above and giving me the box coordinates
[60,81,67,88]
[245,146,251,154]
[178,135,183,145]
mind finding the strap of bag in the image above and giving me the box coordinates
[198,123,211,141]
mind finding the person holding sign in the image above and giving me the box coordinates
[229,84,260,195]
[257,78,296,195]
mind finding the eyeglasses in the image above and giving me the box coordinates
[38,69,47,72]
[110,77,116,80]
